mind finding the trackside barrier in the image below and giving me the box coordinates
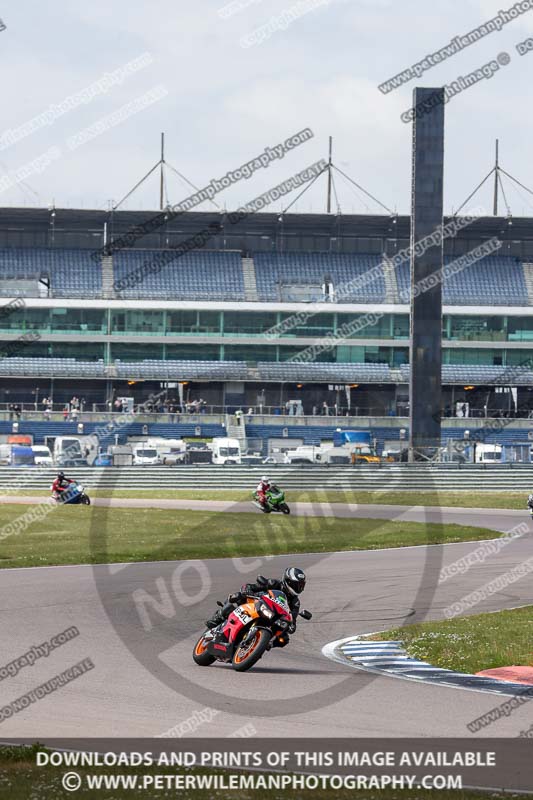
[1,464,533,491]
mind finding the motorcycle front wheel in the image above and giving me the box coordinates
[232,628,271,672]
[192,633,216,666]
[81,495,91,505]
[280,503,290,514]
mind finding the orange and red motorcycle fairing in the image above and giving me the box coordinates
[193,589,295,672]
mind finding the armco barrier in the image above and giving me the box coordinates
[1,464,533,492]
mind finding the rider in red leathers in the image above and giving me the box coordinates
[51,471,75,500]
[256,475,271,509]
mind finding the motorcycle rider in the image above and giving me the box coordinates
[255,475,272,509]
[51,471,75,500]
[205,566,307,647]
[527,494,533,515]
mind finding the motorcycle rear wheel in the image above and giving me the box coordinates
[192,634,216,666]
[232,628,271,672]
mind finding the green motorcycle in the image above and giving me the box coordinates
[253,484,290,514]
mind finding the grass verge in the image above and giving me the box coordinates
[0,745,513,800]
[3,488,530,509]
[368,605,533,675]
[0,504,499,569]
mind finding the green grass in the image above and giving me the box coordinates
[2,488,529,509]
[0,746,514,800]
[369,606,533,675]
[0,503,500,569]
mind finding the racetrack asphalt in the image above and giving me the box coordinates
[0,498,531,742]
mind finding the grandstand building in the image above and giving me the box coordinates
[1,206,533,419]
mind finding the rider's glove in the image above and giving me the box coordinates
[228,592,243,604]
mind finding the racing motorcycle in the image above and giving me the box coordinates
[192,589,312,672]
[53,482,91,505]
[252,484,290,514]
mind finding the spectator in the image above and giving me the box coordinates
[14,404,21,420]
[322,401,330,416]
[43,407,51,421]
[70,407,79,422]
[63,406,69,421]
[247,407,254,423]
[234,409,243,426]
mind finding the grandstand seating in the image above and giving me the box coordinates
[114,359,249,380]
[257,362,391,382]
[0,248,101,297]
[4,357,530,384]
[396,255,528,305]
[0,247,529,307]
[253,253,386,303]
[0,358,105,377]
[399,363,533,385]
[113,250,245,300]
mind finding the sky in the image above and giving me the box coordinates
[1,0,533,216]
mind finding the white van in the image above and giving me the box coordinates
[474,443,503,463]
[210,437,241,465]
[53,436,86,466]
[31,445,53,467]
[157,438,187,465]
[133,442,161,466]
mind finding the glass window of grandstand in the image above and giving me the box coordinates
[7,342,104,360]
[50,308,106,333]
[224,345,277,363]
[278,345,333,363]
[506,350,533,365]
[0,307,49,332]
[277,312,334,338]
[112,344,164,361]
[444,349,503,365]
[166,310,220,335]
[55,343,104,361]
[507,317,533,342]
[447,315,506,342]
[391,314,409,339]
[166,344,220,360]
[336,314,392,338]
[111,310,165,335]
[223,311,278,336]
[336,345,401,365]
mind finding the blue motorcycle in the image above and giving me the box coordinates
[54,482,91,506]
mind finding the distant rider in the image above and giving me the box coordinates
[51,471,75,500]
[255,475,272,509]
[527,494,533,515]
[205,566,307,647]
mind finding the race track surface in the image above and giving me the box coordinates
[0,499,531,741]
